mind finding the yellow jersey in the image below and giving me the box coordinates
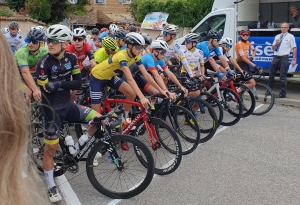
[94,47,119,64]
[91,49,142,80]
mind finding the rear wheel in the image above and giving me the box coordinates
[233,83,256,118]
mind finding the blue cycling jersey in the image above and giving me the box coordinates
[141,53,167,72]
[119,45,127,51]
[196,41,222,62]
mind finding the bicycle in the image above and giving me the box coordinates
[30,106,155,199]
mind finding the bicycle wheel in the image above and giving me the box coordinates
[86,134,154,199]
[134,117,182,175]
[233,83,256,118]
[199,91,224,128]
[213,87,243,126]
[251,82,275,115]
[155,105,200,155]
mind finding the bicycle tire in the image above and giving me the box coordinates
[212,87,243,126]
[154,105,201,155]
[251,82,275,115]
[86,134,154,199]
[133,117,182,175]
[233,83,256,118]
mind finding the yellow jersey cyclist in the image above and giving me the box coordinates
[35,24,101,203]
[115,29,128,51]
[90,32,169,119]
[15,27,48,101]
[94,37,119,64]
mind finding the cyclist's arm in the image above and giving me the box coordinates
[218,55,230,71]
[164,68,185,90]
[240,55,256,67]
[149,69,168,91]
[228,57,244,73]
[122,66,147,99]
[19,67,39,92]
[251,46,256,59]
[174,43,193,77]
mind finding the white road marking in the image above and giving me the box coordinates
[56,175,82,205]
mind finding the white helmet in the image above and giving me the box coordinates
[46,24,72,41]
[185,33,199,42]
[73,27,86,37]
[109,24,119,35]
[36,25,46,32]
[220,37,233,46]
[163,24,179,34]
[1,27,9,34]
[151,40,168,50]
[124,32,145,45]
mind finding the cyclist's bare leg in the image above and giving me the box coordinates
[118,82,136,116]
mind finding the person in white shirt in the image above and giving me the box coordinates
[268,22,297,98]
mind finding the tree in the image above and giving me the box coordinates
[6,0,26,12]
[47,0,70,24]
[28,0,51,22]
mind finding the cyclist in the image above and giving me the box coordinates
[196,30,232,81]
[35,24,101,203]
[86,28,99,52]
[115,29,127,50]
[94,37,119,64]
[5,21,24,54]
[141,32,152,56]
[90,32,169,124]
[235,30,262,75]
[98,24,119,42]
[15,27,47,102]
[1,27,9,34]
[162,24,194,80]
[219,37,256,88]
[129,25,137,32]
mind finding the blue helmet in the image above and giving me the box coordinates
[27,27,46,42]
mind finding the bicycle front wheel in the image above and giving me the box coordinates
[86,134,154,199]
[251,82,275,115]
[233,83,256,118]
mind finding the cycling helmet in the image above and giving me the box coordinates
[8,21,19,28]
[129,25,136,32]
[109,24,119,35]
[102,37,117,50]
[91,28,99,35]
[163,24,179,34]
[220,37,233,46]
[36,26,46,32]
[124,32,145,45]
[207,30,222,40]
[100,27,108,33]
[1,27,9,34]
[27,27,46,42]
[115,30,127,39]
[150,40,168,50]
[240,29,251,35]
[185,33,199,42]
[73,27,86,37]
[46,24,73,41]
[141,32,152,45]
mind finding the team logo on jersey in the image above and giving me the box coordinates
[52,65,58,72]
[64,61,72,70]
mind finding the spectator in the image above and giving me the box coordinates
[136,27,140,33]
[268,22,297,98]
[290,6,300,28]
[129,25,137,32]
[119,26,125,30]
[125,23,130,32]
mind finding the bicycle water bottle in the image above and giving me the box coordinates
[65,135,77,154]
[122,118,131,131]
[257,21,260,28]
[75,134,89,150]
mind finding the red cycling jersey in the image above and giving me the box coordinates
[65,42,94,70]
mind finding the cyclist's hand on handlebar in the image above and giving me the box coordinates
[140,97,151,109]
[169,92,177,101]
[180,86,188,97]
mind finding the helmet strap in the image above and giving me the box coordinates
[30,44,40,54]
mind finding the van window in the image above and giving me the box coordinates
[193,15,226,41]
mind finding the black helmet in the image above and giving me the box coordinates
[91,28,99,35]
[129,25,137,32]
[27,27,46,42]
[8,21,19,28]
[140,32,152,45]
[207,30,222,40]
[115,30,127,39]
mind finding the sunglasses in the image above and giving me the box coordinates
[241,34,249,36]
[163,31,169,37]
[73,37,84,42]
[159,50,167,55]
[225,44,232,48]
[26,38,39,45]
[106,48,116,52]
[214,39,220,42]
[92,33,99,35]
[185,39,191,44]
[46,38,61,45]
[134,45,143,50]
[281,27,288,28]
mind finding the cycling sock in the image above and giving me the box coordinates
[44,169,56,190]
[124,111,129,119]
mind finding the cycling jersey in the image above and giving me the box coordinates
[196,41,222,62]
[235,40,254,62]
[141,53,167,72]
[94,47,119,64]
[36,51,81,110]
[5,32,23,54]
[86,38,97,52]
[181,48,204,73]
[65,43,94,70]
[119,45,127,51]
[165,41,193,77]
[15,46,48,77]
[220,47,231,59]
[141,46,151,56]
[91,49,142,80]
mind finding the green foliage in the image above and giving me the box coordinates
[46,0,70,24]
[77,0,89,7]
[67,0,89,16]
[0,7,14,17]
[28,0,51,21]
[6,0,26,12]
[129,0,214,27]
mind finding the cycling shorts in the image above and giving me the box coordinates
[43,102,96,145]
[90,74,124,104]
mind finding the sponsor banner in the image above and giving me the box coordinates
[141,12,169,30]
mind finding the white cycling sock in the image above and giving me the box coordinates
[124,111,129,119]
[44,169,56,190]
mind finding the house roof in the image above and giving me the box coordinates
[70,10,113,25]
